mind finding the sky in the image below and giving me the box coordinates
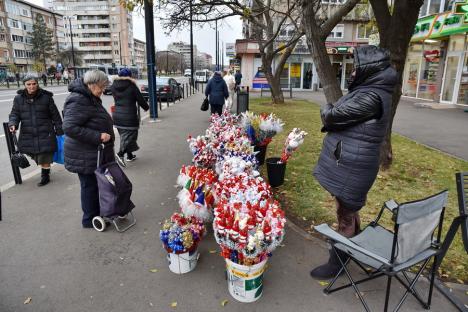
[25,0,243,62]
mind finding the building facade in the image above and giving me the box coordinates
[236,1,374,90]
[168,41,198,69]
[50,0,134,66]
[197,52,212,70]
[402,0,468,106]
[0,0,64,75]
[133,38,146,77]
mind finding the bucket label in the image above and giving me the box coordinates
[245,274,263,291]
[254,284,263,298]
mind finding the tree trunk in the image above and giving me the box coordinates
[370,0,424,169]
[261,53,285,104]
[302,2,343,104]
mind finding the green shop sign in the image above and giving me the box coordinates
[412,1,468,41]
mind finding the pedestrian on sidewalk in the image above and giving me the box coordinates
[62,70,114,228]
[63,69,69,84]
[205,71,229,115]
[223,70,236,112]
[8,75,63,186]
[310,45,398,279]
[41,72,47,87]
[234,70,242,91]
[111,68,149,167]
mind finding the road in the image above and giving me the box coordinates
[0,76,190,189]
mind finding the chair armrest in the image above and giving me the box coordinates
[314,224,392,267]
[384,199,398,212]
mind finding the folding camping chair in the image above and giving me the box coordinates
[315,190,449,312]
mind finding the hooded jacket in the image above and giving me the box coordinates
[8,88,63,155]
[110,76,149,129]
[313,45,398,211]
[205,73,229,106]
[62,78,115,175]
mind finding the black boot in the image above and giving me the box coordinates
[38,168,50,186]
[310,248,346,280]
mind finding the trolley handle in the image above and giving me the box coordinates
[97,143,105,168]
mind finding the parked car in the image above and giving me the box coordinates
[140,77,182,101]
[184,69,191,77]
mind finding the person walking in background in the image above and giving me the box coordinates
[41,72,47,86]
[111,68,149,167]
[310,45,398,279]
[223,70,236,112]
[205,71,229,115]
[62,70,114,229]
[8,75,63,186]
[234,70,242,91]
[63,69,69,84]
[55,71,62,85]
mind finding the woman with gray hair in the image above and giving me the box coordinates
[63,70,115,228]
[8,75,63,186]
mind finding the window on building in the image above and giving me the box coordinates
[0,18,3,27]
[25,36,32,44]
[420,0,444,17]
[114,50,119,54]
[11,34,24,42]
[329,24,344,39]
[0,34,5,42]
[321,0,345,3]
[20,8,30,17]
[7,18,20,29]
[357,23,376,39]
[114,41,118,46]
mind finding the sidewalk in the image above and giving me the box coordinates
[252,90,468,161]
[0,93,458,311]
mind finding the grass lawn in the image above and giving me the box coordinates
[249,97,468,283]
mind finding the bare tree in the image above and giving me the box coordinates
[369,0,424,169]
[157,0,304,104]
[301,0,361,103]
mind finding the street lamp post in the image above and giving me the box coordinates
[215,20,218,71]
[189,0,194,87]
[118,31,123,65]
[144,0,158,120]
[67,16,76,68]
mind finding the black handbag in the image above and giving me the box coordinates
[11,134,30,169]
[201,97,209,111]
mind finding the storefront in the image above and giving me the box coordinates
[236,39,359,91]
[403,1,468,105]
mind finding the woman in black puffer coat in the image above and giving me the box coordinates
[310,45,398,279]
[205,71,229,115]
[8,75,63,186]
[63,70,114,228]
[111,68,149,166]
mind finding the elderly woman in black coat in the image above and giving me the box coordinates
[205,71,229,115]
[310,45,398,279]
[111,68,149,166]
[8,75,63,186]
[63,70,114,228]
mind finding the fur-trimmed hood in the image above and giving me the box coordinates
[112,76,137,92]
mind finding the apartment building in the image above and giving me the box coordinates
[49,0,134,66]
[197,52,212,70]
[237,1,375,90]
[168,41,198,68]
[134,38,146,77]
[0,0,64,74]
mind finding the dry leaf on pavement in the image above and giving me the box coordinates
[318,281,329,286]
[24,297,32,305]
[149,269,159,273]
[221,299,228,307]
[170,302,177,308]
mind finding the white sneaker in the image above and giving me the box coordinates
[115,153,126,167]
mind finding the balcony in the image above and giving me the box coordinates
[319,3,373,22]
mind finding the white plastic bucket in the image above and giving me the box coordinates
[225,258,267,303]
[167,249,200,274]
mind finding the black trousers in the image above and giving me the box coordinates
[78,173,100,226]
[210,105,223,115]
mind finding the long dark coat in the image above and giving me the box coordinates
[313,45,398,211]
[111,76,149,129]
[205,73,229,107]
[62,78,115,175]
[8,88,63,154]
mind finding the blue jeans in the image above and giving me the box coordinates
[78,173,100,227]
